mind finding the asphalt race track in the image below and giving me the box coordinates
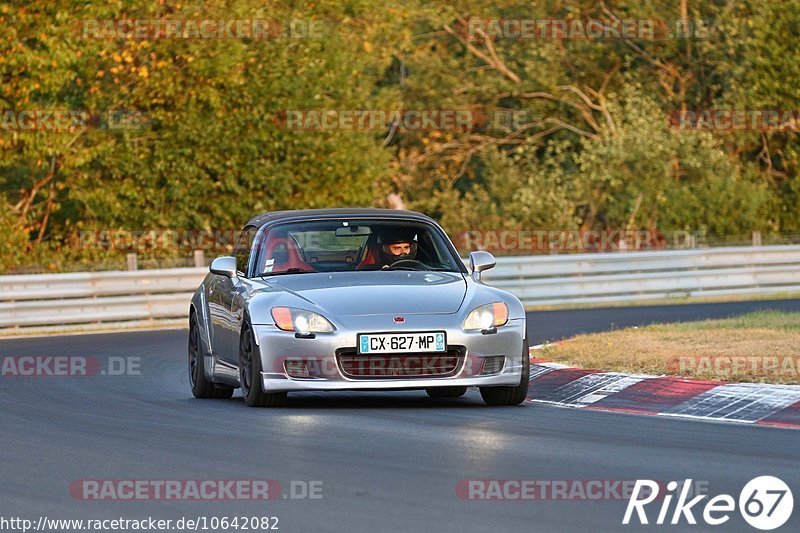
[2,300,799,532]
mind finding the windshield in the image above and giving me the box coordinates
[252,219,463,276]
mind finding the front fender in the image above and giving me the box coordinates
[461,278,526,321]
[245,291,312,326]
[190,279,215,382]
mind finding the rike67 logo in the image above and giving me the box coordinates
[624,476,794,530]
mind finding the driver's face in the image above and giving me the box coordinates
[388,242,411,256]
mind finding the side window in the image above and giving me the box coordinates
[232,226,258,277]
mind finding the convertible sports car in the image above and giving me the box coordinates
[189,208,529,407]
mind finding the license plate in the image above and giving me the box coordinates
[358,331,446,354]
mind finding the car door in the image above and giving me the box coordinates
[211,226,258,366]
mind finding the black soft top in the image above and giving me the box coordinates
[245,208,436,229]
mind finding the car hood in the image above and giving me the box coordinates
[259,270,468,316]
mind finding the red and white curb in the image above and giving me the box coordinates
[527,347,800,429]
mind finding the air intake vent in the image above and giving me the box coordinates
[336,349,465,379]
[481,356,505,375]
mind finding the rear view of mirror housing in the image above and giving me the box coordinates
[209,256,237,278]
[469,251,496,281]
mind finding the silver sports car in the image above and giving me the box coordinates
[189,208,529,407]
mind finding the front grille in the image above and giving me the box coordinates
[481,355,506,375]
[337,349,464,379]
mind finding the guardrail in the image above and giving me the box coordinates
[481,245,800,306]
[0,268,207,330]
[2,245,800,332]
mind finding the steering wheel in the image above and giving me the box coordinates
[386,259,431,271]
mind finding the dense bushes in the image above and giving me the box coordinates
[1,1,797,271]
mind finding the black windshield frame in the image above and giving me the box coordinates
[249,217,467,277]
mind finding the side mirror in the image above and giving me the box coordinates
[210,256,237,278]
[469,251,496,281]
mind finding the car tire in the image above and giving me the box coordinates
[239,320,287,407]
[479,338,530,406]
[425,386,467,398]
[189,312,234,399]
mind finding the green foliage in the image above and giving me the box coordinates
[0,0,798,271]
[0,195,29,271]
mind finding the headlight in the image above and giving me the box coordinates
[271,307,335,333]
[463,302,508,331]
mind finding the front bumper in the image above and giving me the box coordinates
[253,316,525,393]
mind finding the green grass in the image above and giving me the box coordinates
[540,311,800,384]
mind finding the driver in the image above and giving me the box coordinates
[377,228,418,269]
